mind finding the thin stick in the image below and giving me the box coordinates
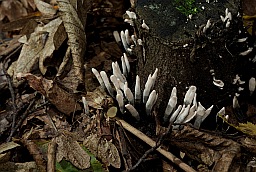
[116,119,197,172]
[2,45,22,142]
[47,138,57,172]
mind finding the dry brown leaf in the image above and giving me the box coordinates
[47,138,57,172]
[0,0,28,22]
[0,62,7,90]
[34,0,57,16]
[83,133,121,168]
[56,132,91,169]
[0,36,22,56]
[28,0,37,10]
[10,17,67,86]
[57,0,91,89]
[171,125,241,171]
[85,87,113,109]
[0,141,20,154]
[18,73,81,115]
[38,18,67,74]
[20,0,28,9]
[0,152,11,164]
[0,5,4,21]
[50,0,57,5]
[21,138,46,172]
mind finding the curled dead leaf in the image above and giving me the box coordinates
[12,17,67,86]
[18,73,81,115]
[57,0,90,87]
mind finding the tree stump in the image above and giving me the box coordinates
[133,0,252,118]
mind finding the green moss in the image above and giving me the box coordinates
[173,0,199,16]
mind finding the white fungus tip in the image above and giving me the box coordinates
[125,104,140,121]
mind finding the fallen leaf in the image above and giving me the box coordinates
[83,133,121,168]
[171,125,240,171]
[56,132,91,169]
[0,0,28,22]
[27,0,37,10]
[38,17,67,74]
[18,73,81,115]
[12,17,66,86]
[0,152,11,163]
[0,36,22,56]
[85,87,113,109]
[0,141,20,154]
[57,0,91,89]
[34,0,57,16]
[21,138,46,172]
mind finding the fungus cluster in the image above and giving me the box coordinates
[91,50,216,129]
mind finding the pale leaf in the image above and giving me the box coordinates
[34,0,57,16]
[0,142,20,154]
[38,17,67,74]
[57,0,91,88]
[13,17,66,86]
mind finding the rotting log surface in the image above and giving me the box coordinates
[134,0,249,117]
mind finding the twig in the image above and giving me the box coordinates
[7,98,36,141]
[225,42,234,57]
[128,114,173,171]
[47,137,57,172]
[116,118,197,172]
[2,45,22,142]
[7,98,48,140]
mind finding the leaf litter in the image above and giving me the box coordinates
[0,0,256,172]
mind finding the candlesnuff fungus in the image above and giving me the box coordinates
[92,52,213,127]
[125,104,140,121]
[135,75,141,103]
[100,71,114,97]
[163,95,177,122]
[145,90,157,116]
[125,10,137,19]
[249,77,255,95]
[82,97,89,115]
